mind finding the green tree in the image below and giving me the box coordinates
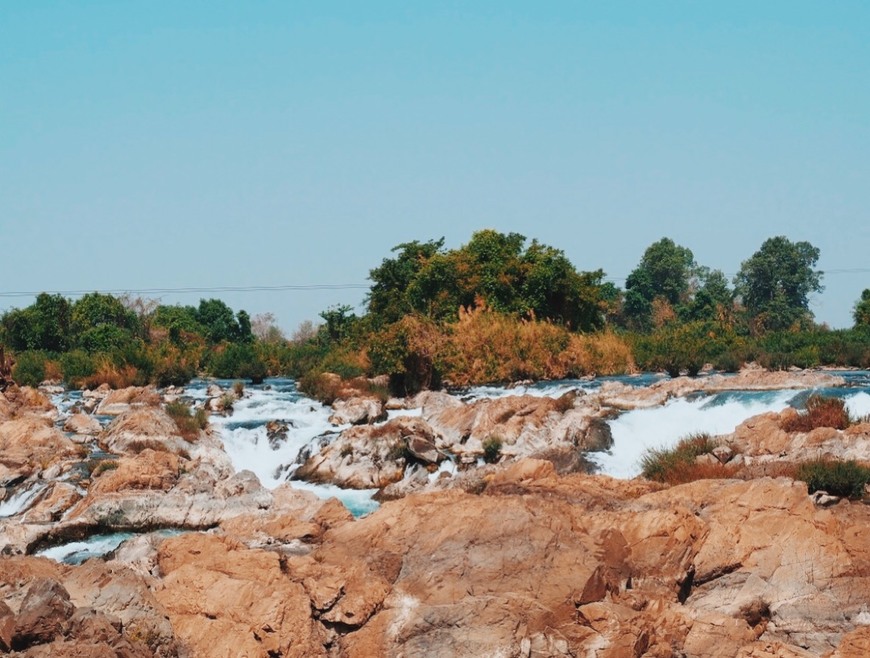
[71,293,139,345]
[624,238,696,330]
[196,299,241,343]
[368,239,445,324]
[1,293,71,352]
[854,289,870,327]
[681,268,733,324]
[734,236,823,333]
[319,304,357,343]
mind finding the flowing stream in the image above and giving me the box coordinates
[23,371,870,563]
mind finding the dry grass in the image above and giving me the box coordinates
[165,401,208,441]
[81,359,142,389]
[436,306,634,386]
[641,434,739,485]
[781,395,852,432]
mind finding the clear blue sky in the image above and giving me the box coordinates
[2,1,868,332]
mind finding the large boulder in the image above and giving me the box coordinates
[154,533,328,658]
[0,417,82,482]
[329,396,387,425]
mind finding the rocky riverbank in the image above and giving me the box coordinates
[2,368,869,656]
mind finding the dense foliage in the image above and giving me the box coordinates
[2,231,869,393]
[367,230,608,331]
[734,236,823,333]
[1,294,265,388]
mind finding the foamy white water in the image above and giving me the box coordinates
[0,481,46,518]
[592,389,798,479]
[189,379,379,516]
[37,532,135,564]
[846,391,870,420]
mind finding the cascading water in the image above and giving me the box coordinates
[0,481,47,518]
[189,378,382,516]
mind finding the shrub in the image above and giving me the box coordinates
[298,372,342,404]
[782,395,851,432]
[794,459,870,499]
[640,433,734,484]
[482,436,503,464]
[165,400,208,440]
[12,350,50,387]
[60,350,97,388]
[90,459,120,477]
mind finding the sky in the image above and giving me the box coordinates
[2,1,869,333]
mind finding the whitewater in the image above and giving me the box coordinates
[26,371,870,563]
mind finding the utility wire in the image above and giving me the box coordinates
[2,267,868,298]
[0,284,370,299]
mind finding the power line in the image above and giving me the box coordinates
[2,266,869,298]
[0,283,370,299]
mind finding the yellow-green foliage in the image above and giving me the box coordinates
[449,307,635,384]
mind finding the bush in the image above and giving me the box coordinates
[482,436,503,464]
[640,433,736,484]
[12,350,50,387]
[208,343,268,382]
[794,459,870,499]
[165,401,208,440]
[60,350,97,388]
[782,395,851,432]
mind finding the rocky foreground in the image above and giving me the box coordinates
[2,370,870,657]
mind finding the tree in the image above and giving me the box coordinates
[195,299,241,343]
[71,293,139,339]
[734,236,823,333]
[1,293,71,352]
[367,231,608,330]
[368,239,445,324]
[854,289,870,327]
[623,238,696,330]
[681,268,734,325]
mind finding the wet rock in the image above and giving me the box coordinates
[266,420,289,448]
[406,436,439,464]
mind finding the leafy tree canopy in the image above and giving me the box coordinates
[623,238,697,330]
[1,293,71,352]
[854,289,870,327]
[734,236,823,333]
[366,230,607,331]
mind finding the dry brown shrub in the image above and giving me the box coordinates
[440,306,570,385]
[43,359,63,382]
[560,332,634,376]
[82,361,141,389]
[782,395,851,432]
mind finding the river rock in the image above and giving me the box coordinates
[423,393,603,458]
[329,396,387,425]
[294,417,439,489]
[95,386,161,416]
[63,413,102,436]
[99,408,191,456]
[0,417,82,480]
[89,449,180,494]
[154,532,328,658]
